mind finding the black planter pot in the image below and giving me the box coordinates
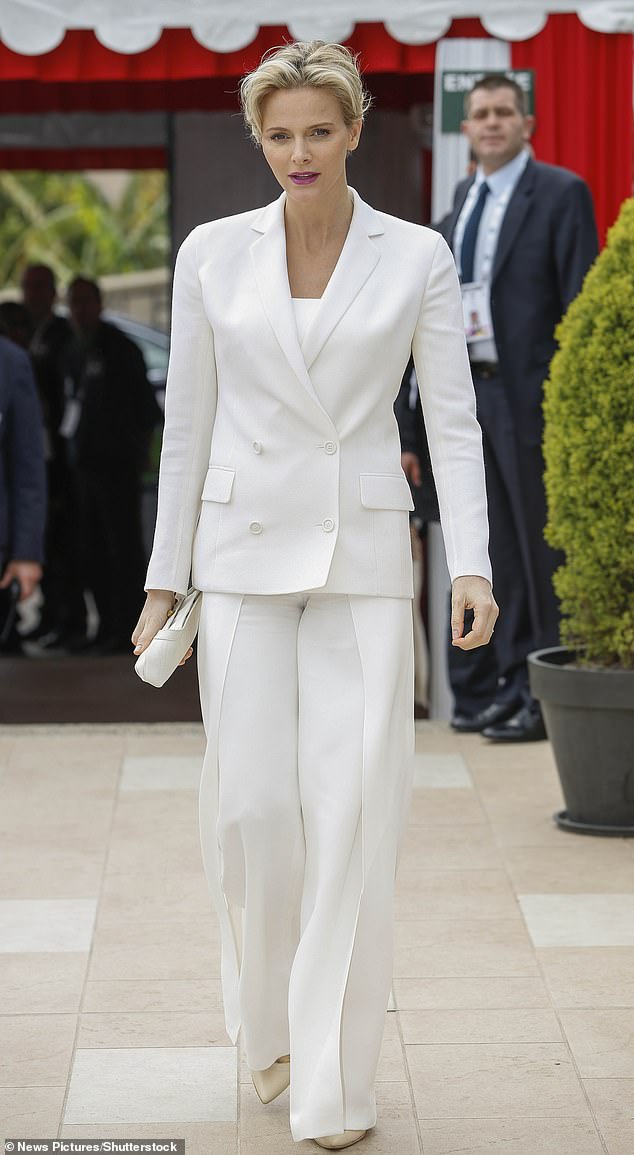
[528,647,634,836]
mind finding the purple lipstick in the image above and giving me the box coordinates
[290,172,320,185]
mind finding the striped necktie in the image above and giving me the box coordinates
[460,181,490,283]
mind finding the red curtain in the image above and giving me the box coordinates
[0,27,288,83]
[0,24,438,85]
[512,14,633,240]
[0,16,631,235]
[0,19,503,87]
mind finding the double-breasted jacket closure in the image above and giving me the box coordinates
[145,188,491,599]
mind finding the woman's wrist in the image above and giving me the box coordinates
[145,588,176,604]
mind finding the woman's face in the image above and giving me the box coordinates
[260,86,361,204]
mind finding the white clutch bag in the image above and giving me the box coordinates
[134,587,202,688]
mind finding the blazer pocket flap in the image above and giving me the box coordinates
[201,466,235,503]
[360,473,415,512]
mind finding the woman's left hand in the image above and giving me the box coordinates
[450,575,498,650]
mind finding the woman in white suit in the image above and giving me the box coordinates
[132,41,497,1151]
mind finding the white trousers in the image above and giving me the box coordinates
[196,591,414,1141]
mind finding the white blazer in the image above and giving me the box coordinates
[145,187,491,599]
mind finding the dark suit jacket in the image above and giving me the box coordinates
[0,336,47,569]
[62,320,161,473]
[29,312,73,456]
[394,357,439,524]
[439,158,598,445]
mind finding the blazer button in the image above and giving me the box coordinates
[322,518,335,532]
[249,521,263,535]
[324,441,337,455]
[252,441,262,454]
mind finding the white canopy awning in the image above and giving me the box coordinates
[0,1,631,57]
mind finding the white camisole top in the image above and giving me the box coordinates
[292,297,321,347]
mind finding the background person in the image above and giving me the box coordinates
[132,41,496,1152]
[394,357,440,717]
[0,301,31,349]
[439,73,598,742]
[22,264,72,454]
[0,334,46,653]
[21,263,78,647]
[397,351,501,720]
[62,276,160,653]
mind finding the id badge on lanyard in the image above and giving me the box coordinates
[59,356,103,439]
[59,376,81,439]
[461,281,494,345]
[459,182,513,346]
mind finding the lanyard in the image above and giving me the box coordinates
[456,149,529,283]
[474,183,514,283]
[457,181,513,284]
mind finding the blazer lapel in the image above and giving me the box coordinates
[492,159,536,284]
[445,177,473,252]
[250,193,317,399]
[301,188,383,370]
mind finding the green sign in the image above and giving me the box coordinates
[441,70,535,133]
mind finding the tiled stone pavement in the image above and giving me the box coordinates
[1,721,633,1153]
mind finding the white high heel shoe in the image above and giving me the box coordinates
[314,1131,368,1150]
[250,1054,291,1104]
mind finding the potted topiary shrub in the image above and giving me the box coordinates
[528,197,634,836]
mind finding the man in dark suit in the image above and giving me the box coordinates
[440,74,598,741]
[395,358,440,718]
[61,277,160,653]
[395,357,439,528]
[22,265,72,447]
[0,335,47,650]
[21,263,79,646]
[397,361,500,723]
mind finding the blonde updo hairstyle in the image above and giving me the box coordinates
[240,40,372,145]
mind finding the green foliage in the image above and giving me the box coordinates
[543,197,634,668]
[0,170,168,286]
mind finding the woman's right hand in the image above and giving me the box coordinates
[131,589,175,656]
